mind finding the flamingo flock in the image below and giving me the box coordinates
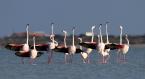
[5,23,130,64]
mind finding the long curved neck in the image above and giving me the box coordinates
[50,35,58,46]
[26,24,29,44]
[98,35,100,43]
[51,23,54,43]
[50,35,53,42]
[72,28,75,46]
[64,33,67,48]
[99,24,103,43]
[54,40,58,46]
[33,37,36,50]
[120,26,123,45]
[51,23,54,35]
[125,35,129,45]
[106,23,109,43]
[91,26,95,43]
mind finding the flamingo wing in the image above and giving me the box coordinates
[5,43,24,51]
[53,46,68,53]
[79,42,97,49]
[105,43,124,50]
[15,51,44,57]
[31,44,49,51]
[75,48,84,53]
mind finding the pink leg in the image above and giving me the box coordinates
[123,54,126,63]
[48,50,53,64]
[87,54,90,64]
[21,58,24,64]
[64,53,69,64]
[117,52,120,62]
[104,55,110,64]
[30,59,36,64]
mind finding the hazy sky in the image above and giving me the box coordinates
[0,0,145,37]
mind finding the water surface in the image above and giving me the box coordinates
[0,47,145,79]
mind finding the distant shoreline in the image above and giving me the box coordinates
[130,44,145,48]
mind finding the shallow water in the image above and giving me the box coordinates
[0,47,145,79]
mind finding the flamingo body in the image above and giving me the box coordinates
[68,46,76,55]
[15,51,43,57]
[79,42,97,49]
[22,44,29,52]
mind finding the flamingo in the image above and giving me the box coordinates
[117,26,129,63]
[22,24,30,52]
[5,24,31,64]
[5,24,30,52]
[15,36,43,64]
[97,24,105,52]
[68,27,76,63]
[54,30,69,63]
[48,23,58,64]
[62,30,70,63]
[79,26,97,49]
[78,37,89,63]
[15,51,43,64]
[30,36,38,64]
[53,30,83,63]
[97,24,109,64]
[104,22,110,52]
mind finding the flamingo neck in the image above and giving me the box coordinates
[98,35,100,43]
[72,29,75,46]
[106,24,109,43]
[54,40,58,46]
[33,37,36,50]
[64,33,67,48]
[51,23,54,35]
[26,25,29,45]
[50,35,54,42]
[126,36,129,45]
[51,23,55,43]
[50,35,56,45]
[99,25,103,43]
[120,28,122,45]
[91,28,94,43]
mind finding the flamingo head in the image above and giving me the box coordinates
[62,30,67,34]
[51,22,54,26]
[97,35,100,38]
[120,26,123,29]
[99,24,102,29]
[72,27,75,30]
[78,37,82,42]
[125,34,128,39]
[91,25,96,30]
[125,34,128,37]
[26,24,29,30]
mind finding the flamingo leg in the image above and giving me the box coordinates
[69,54,73,63]
[123,54,126,63]
[102,56,105,64]
[64,53,69,64]
[105,55,110,64]
[30,58,36,64]
[87,54,90,64]
[107,55,110,63]
[29,59,33,64]
[21,58,24,64]
[48,50,53,64]
[81,54,86,63]
[117,52,121,63]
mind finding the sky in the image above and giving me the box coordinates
[0,0,145,37]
